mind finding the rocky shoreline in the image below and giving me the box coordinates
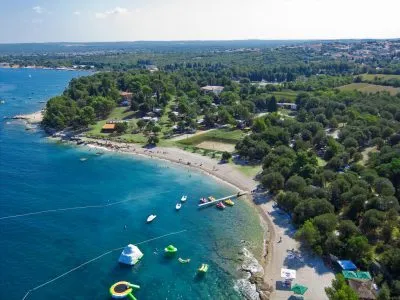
[236,248,273,300]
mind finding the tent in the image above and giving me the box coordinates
[342,271,372,281]
[337,260,357,271]
[118,244,144,266]
[281,268,296,280]
[291,284,308,295]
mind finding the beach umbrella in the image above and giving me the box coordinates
[291,284,308,295]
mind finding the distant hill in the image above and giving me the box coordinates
[1,39,397,55]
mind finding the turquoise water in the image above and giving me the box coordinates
[0,69,262,300]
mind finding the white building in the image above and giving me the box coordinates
[200,85,224,96]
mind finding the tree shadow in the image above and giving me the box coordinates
[252,190,334,276]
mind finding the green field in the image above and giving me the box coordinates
[270,90,298,102]
[361,74,400,81]
[177,128,245,146]
[338,83,400,96]
[85,107,149,143]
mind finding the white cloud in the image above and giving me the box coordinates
[32,6,44,14]
[73,11,81,15]
[95,7,130,19]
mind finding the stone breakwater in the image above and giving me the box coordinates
[235,248,273,300]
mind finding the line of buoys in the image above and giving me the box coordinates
[0,190,172,221]
[21,229,187,300]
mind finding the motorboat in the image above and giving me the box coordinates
[224,199,234,206]
[181,195,187,202]
[208,196,215,202]
[147,214,157,223]
[199,198,207,204]
[176,203,182,210]
[216,202,225,209]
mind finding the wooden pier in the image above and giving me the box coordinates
[198,192,248,208]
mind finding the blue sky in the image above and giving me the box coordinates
[0,0,399,43]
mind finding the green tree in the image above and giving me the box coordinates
[285,175,307,193]
[345,235,372,265]
[374,177,395,196]
[377,283,391,300]
[295,220,322,254]
[147,135,159,145]
[221,151,232,162]
[313,213,337,236]
[252,118,266,133]
[92,96,115,119]
[277,191,301,212]
[267,96,278,112]
[338,220,360,241]
[79,106,96,127]
[137,119,146,131]
[168,111,178,124]
[261,172,284,193]
[115,122,128,134]
[293,198,334,224]
[325,274,358,300]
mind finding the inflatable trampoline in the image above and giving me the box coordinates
[109,281,140,300]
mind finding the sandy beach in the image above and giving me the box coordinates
[76,137,334,300]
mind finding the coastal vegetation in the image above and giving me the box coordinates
[37,39,400,298]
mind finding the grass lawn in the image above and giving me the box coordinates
[177,128,245,146]
[108,107,136,120]
[86,107,147,143]
[338,83,400,96]
[317,157,327,167]
[159,97,176,135]
[270,90,298,102]
[361,73,400,81]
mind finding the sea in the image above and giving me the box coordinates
[0,68,263,300]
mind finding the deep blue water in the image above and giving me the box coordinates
[0,69,262,300]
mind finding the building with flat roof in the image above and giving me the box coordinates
[200,85,224,96]
[101,123,116,133]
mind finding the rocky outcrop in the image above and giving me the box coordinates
[236,248,273,300]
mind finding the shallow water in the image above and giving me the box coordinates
[0,68,263,299]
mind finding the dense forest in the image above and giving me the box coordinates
[39,40,400,299]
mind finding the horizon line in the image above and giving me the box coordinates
[1,37,400,45]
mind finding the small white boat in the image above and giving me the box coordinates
[147,214,157,223]
[176,203,182,210]
[181,195,187,202]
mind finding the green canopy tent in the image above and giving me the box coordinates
[342,271,372,281]
[291,284,308,295]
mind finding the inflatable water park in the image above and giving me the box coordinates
[118,245,144,265]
